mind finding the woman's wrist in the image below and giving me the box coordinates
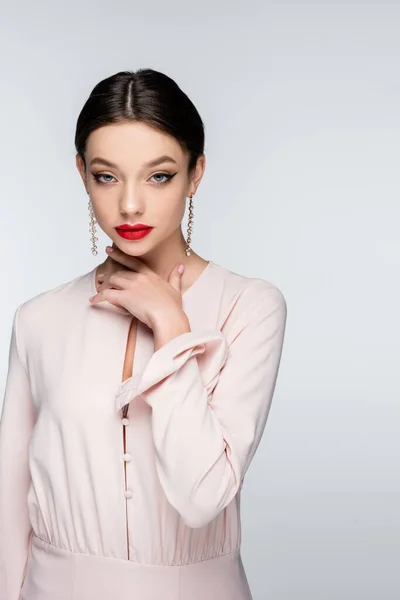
[151,309,191,352]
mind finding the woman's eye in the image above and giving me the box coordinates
[150,172,175,185]
[92,173,116,184]
[91,172,176,186]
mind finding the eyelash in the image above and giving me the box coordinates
[90,172,176,186]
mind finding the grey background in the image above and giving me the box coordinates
[1,1,399,598]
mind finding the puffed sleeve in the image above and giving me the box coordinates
[0,304,35,600]
[115,284,287,528]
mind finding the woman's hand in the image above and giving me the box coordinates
[89,246,186,330]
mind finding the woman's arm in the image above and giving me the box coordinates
[116,284,287,529]
[0,304,35,600]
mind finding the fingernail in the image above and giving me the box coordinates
[106,246,114,253]
[178,264,185,274]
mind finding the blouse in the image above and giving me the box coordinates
[0,259,287,600]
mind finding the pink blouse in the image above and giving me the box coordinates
[0,260,287,600]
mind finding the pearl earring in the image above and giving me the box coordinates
[186,194,194,257]
[87,193,98,256]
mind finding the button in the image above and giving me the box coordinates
[123,453,132,462]
[121,417,129,426]
[124,489,132,499]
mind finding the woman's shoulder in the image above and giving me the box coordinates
[212,260,287,314]
[193,260,287,341]
[14,267,94,337]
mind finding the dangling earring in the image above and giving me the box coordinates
[185,194,194,257]
[87,193,98,256]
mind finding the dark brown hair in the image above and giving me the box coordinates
[74,69,205,174]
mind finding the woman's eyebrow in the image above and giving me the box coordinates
[89,155,178,169]
[143,155,178,168]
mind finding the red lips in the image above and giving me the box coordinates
[115,225,153,240]
[116,223,151,231]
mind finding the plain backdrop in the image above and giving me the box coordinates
[1,1,399,599]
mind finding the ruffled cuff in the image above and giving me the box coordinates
[115,330,229,412]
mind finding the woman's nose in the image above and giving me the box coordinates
[118,191,145,215]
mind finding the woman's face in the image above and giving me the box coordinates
[76,121,205,258]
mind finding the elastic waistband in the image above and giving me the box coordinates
[20,534,252,600]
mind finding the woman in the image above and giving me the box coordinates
[0,68,287,600]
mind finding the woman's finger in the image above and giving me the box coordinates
[89,287,124,305]
[107,272,136,289]
[105,246,150,274]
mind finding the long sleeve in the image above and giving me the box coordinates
[0,305,35,599]
[115,284,287,529]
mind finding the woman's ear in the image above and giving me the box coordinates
[191,153,206,195]
[75,153,88,192]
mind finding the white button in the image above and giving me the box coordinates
[123,453,132,462]
[124,489,132,499]
[121,418,129,426]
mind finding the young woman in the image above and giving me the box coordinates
[0,68,287,600]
